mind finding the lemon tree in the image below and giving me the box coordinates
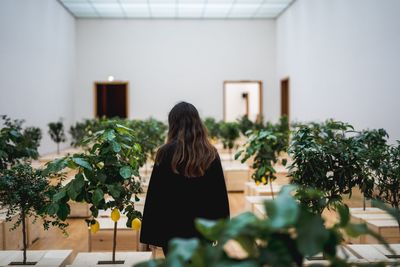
[45,121,145,263]
[0,164,67,265]
[235,117,290,198]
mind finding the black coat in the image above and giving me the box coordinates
[140,144,230,248]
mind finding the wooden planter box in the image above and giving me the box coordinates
[27,215,44,246]
[68,201,91,218]
[222,162,250,192]
[0,250,72,267]
[244,196,273,213]
[365,220,400,244]
[247,184,281,197]
[347,208,399,244]
[89,217,140,252]
[0,213,23,250]
[67,252,152,266]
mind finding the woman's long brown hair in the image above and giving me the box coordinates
[156,102,217,177]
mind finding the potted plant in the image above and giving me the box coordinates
[69,120,90,147]
[0,115,41,170]
[289,120,364,214]
[45,121,145,264]
[356,129,389,210]
[203,117,220,143]
[374,141,400,228]
[219,121,240,159]
[48,120,66,154]
[136,186,394,267]
[235,124,288,198]
[0,164,68,265]
[237,115,254,136]
[128,118,167,175]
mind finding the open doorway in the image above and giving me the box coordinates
[94,82,128,118]
[280,78,289,119]
[223,81,263,122]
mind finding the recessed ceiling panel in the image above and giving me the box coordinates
[59,0,294,19]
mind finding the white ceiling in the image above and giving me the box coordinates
[59,0,294,19]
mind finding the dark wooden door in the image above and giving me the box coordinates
[95,82,128,118]
[281,78,289,118]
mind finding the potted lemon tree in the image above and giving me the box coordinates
[45,121,146,264]
[289,120,366,214]
[0,164,69,266]
[0,115,41,170]
[48,120,66,155]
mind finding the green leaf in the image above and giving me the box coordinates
[72,173,85,192]
[47,203,59,215]
[105,129,116,141]
[167,238,199,265]
[53,190,67,202]
[296,210,329,256]
[72,157,92,170]
[265,185,299,229]
[111,141,121,153]
[120,166,133,179]
[195,218,226,241]
[57,203,70,221]
[92,188,104,206]
[337,204,350,227]
[107,184,122,199]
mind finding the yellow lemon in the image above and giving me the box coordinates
[255,181,260,186]
[90,220,100,234]
[131,218,141,231]
[111,208,120,222]
[261,176,267,184]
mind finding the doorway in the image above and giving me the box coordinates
[94,82,128,118]
[223,81,263,122]
[280,78,289,118]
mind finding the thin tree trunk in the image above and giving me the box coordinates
[57,143,60,155]
[112,221,117,263]
[21,210,27,265]
[269,177,274,200]
[363,196,366,211]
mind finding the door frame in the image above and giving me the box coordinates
[280,77,290,119]
[223,80,263,122]
[93,81,129,118]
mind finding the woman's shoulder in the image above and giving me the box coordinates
[155,142,176,164]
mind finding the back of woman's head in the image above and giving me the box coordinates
[156,101,217,177]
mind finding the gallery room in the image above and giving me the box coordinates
[0,0,399,266]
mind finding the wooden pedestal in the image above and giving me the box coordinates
[347,208,400,244]
[0,250,72,267]
[245,182,281,196]
[68,201,91,218]
[222,162,249,192]
[0,213,23,250]
[244,196,273,213]
[67,252,152,266]
[365,220,400,244]
[26,215,44,246]
[89,217,140,252]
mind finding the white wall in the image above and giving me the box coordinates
[277,0,400,141]
[0,0,76,154]
[75,19,277,122]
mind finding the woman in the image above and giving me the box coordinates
[140,102,230,255]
